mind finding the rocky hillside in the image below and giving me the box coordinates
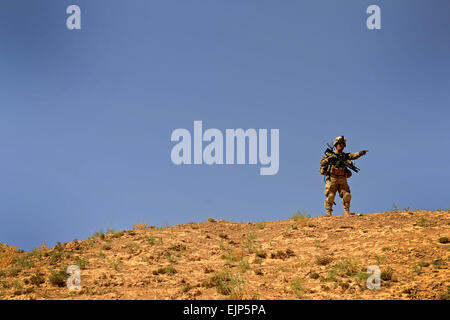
[0,210,449,300]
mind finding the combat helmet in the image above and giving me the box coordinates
[333,135,346,147]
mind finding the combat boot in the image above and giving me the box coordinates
[344,209,355,216]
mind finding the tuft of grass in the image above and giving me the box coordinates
[145,235,156,245]
[255,250,267,259]
[221,249,243,264]
[321,259,360,282]
[111,258,122,272]
[291,278,306,298]
[243,231,257,253]
[374,255,386,265]
[310,272,320,279]
[202,270,244,299]
[270,249,295,260]
[207,218,216,223]
[182,284,195,293]
[322,259,359,282]
[239,259,251,273]
[316,255,333,266]
[390,204,401,213]
[50,248,64,263]
[291,210,311,227]
[413,264,423,275]
[152,265,177,276]
[438,237,449,244]
[418,261,430,268]
[355,271,371,282]
[380,267,394,281]
[75,257,89,270]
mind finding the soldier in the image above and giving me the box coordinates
[319,136,368,217]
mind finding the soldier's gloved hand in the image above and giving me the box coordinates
[359,150,369,156]
[328,154,337,161]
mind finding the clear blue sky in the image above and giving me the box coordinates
[1,1,449,250]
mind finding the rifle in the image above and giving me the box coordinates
[324,143,360,174]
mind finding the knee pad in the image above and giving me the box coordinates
[342,192,351,203]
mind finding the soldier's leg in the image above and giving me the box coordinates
[324,178,337,216]
[339,179,353,216]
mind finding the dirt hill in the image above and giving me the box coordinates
[0,210,449,300]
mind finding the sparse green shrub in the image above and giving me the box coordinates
[112,231,124,238]
[433,259,445,269]
[15,253,35,269]
[50,248,64,263]
[29,272,45,286]
[256,222,266,229]
[291,210,311,220]
[418,261,430,268]
[416,216,427,227]
[92,229,105,237]
[354,271,371,282]
[202,270,244,299]
[438,237,449,244]
[49,268,69,287]
[321,259,359,282]
[9,267,20,277]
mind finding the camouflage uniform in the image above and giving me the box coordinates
[320,137,367,216]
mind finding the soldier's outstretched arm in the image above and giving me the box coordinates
[348,150,368,160]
